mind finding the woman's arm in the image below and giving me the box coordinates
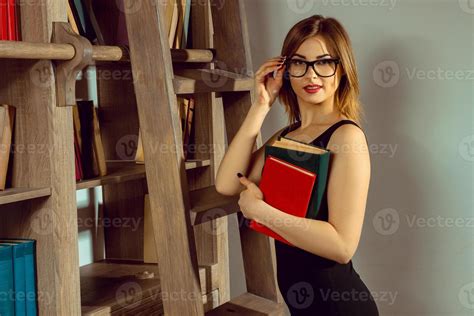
[215,104,287,196]
[215,56,288,196]
[215,104,269,196]
[249,124,371,264]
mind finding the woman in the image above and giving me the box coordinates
[215,15,379,315]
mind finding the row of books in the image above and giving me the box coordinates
[67,0,104,45]
[0,0,20,40]
[249,135,331,246]
[73,100,107,181]
[0,239,37,316]
[66,0,196,164]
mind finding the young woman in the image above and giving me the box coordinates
[215,15,379,315]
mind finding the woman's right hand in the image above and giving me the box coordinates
[253,55,287,110]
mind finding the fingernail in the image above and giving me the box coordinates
[237,172,243,178]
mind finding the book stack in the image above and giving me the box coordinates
[0,239,37,316]
[249,136,331,246]
[0,0,20,41]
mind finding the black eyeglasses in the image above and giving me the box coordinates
[285,58,341,78]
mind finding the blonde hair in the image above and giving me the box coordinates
[279,15,364,126]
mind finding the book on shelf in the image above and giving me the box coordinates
[0,244,14,316]
[248,137,331,245]
[134,0,193,164]
[182,97,194,160]
[74,130,84,181]
[0,104,15,191]
[0,239,37,316]
[0,0,20,41]
[68,0,102,44]
[74,100,107,180]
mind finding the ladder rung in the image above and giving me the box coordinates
[189,185,240,225]
[173,68,254,94]
[206,292,284,316]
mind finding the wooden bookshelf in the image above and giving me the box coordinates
[0,187,52,205]
[0,0,284,314]
[80,260,219,315]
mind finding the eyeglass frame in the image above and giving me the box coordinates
[284,57,341,78]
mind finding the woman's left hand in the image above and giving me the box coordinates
[237,174,265,221]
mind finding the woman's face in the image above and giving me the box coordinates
[287,35,342,107]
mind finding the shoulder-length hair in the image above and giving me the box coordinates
[279,15,364,126]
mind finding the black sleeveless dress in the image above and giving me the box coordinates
[275,119,379,316]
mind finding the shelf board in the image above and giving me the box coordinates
[76,162,146,190]
[80,260,219,315]
[173,68,254,94]
[76,159,211,190]
[206,292,284,316]
[189,185,240,226]
[0,187,52,205]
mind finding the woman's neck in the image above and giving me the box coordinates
[297,98,344,128]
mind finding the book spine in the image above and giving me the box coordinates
[0,246,14,316]
[22,242,37,316]
[0,243,27,316]
[0,105,15,190]
[6,0,15,40]
[0,0,7,40]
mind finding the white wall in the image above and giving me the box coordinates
[237,0,474,315]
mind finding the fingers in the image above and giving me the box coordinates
[237,173,252,187]
[237,174,263,199]
[255,56,287,78]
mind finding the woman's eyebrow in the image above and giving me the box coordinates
[292,53,331,59]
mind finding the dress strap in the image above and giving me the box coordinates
[313,120,366,148]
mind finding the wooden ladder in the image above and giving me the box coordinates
[124,0,285,315]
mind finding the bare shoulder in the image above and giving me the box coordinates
[327,122,368,154]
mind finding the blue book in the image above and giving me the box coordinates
[0,242,26,316]
[181,0,192,48]
[0,245,14,316]
[0,240,37,316]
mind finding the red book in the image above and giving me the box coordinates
[0,0,7,40]
[6,0,15,40]
[249,155,317,246]
[74,131,83,181]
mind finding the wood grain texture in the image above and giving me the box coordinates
[124,0,204,314]
[0,187,52,205]
[80,260,220,315]
[0,40,215,63]
[205,292,285,316]
[210,0,281,304]
[0,11,81,316]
